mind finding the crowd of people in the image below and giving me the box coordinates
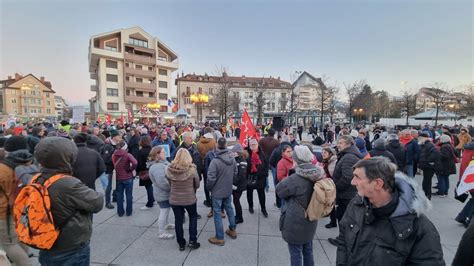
[0,118,473,265]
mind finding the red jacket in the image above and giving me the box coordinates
[112,149,137,180]
[277,156,294,182]
[460,142,474,179]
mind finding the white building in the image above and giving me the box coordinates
[54,95,67,120]
[88,26,178,120]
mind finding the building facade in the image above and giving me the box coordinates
[0,73,56,120]
[176,73,292,124]
[88,26,178,120]
[54,95,67,120]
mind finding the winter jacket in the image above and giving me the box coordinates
[101,141,117,174]
[404,138,420,165]
[137,146,152,186]
[452,221,474,266]
[151,137,176,160]
[196,137,216,161]
[149,160,171,203]
[456,132,472,150]
[247,148,269,189]
[269,142,292,168]
[438,143,457,176]
[333,146,363,200]
[34,137,103,253]
[460,142,474,178]
[112,149,137,181]
[204,149,217,173]
[72,143,106,190]
[277,156,294,182]
[335,174,444,265]
[418,140,440,171]
[127,135,140,160]
[276,163,325,244]
[386,140,406,171]
[166,163,199,206]
[173,143,203,177]
[26,134,41,154]
[369,143,397,165]
[206,149,238,199]
[234,156,248,192]
[258,136,280,161]
[86,134,104,153]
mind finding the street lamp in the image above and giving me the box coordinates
[190,93,209,122]
[353,108,364,122]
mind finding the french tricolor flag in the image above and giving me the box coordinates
[167,99,175,108]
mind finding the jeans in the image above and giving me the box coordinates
[422,168,435,200]
[212,196,236,240]
[233,190,243,221]
[145,184,155,207]
[117,179,134,216]
[105,172,113,204]
[171,203,198,245]
[158,201,171,234]
[39,243,90,266]
[99,172,108,192]
[247,187,266,211]
[406,164,415,178]
[271,167,281,208]
[457,195,474,221]
[437,175,450,194]
[288,241,314,266]
[0,216,32,266]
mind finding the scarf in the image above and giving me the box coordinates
[250,151,262,173]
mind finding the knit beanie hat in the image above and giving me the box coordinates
[231,143,243,153]
[292,145,313,165]
[355,137,366,149]
[110,130,120,138]
[439,134,451,144]
[4,136,27,152]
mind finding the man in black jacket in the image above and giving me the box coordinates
[329,135,363,244]
[101,130,122,209]
[73,133,106,190]
[418,132,440,200]
[335,157,444,265]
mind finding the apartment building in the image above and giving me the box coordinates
[176,72,292,123]
[0,73,56,119]
[54,95,68,120]
[88,26,178,119]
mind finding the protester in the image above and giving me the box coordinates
[246,139,269,217]
[269,135,292,208]
[166,149,201,251]
[386,133,406,171]
[72,133,106,190]
[277,145,294,182]
[137,135,154,210]
[35,137,103,265]
[355,137,369,158]
[148,146,174,239]
[101,130,122,209]
[455,140,474,227]
[452,222,474,266]
[196,130,216,208]
[418,132,440,200]
[404,130,420,178]
[455,127,472,155]
[434,134,457,197]
[231,144,248,224]
[206,137,238,246]
[322,146,338,229]
[369,138,397,165]
[112,140,137,216]
[334,157,444,265]
[152,130,176,161]
[276,145,325,266]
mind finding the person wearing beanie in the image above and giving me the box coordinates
[247,138,269,217]
[386,133,406,172]
[0,135,35,265]
[355,137,369,158]
[206,137,238,246]
[101,129,123,209]
[434,134,457,197]
[369,138,397,165]
[418,131,440,199]
[276,145,325,266]
[34,137,103,265]
[231,143,248,224]
[72,133,106,190]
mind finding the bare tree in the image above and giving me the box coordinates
[316,75,338,129]
[372,90,390,122]
[344,80,364,122]
[208,66,233,122]
[423,83,450,126]
[254,77,275,125]
[352,82,374,122]
[400,90,418,126]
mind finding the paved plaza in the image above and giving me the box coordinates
[27,170,466,266]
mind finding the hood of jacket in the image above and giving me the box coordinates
[465,141,474,150]
[2,149,33,169]
[215,149,235,165]
[340,145,363,159]
[35,137,77,174]
[295,163,325,182]
[388,139,401,149]
[391,172,431,217]
[113,149,128,157]
[166,163,196,181]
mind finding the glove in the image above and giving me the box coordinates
[232,185,237,190]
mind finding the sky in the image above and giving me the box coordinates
[0,0,472,105]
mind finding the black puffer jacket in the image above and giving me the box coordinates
[369,139,397,165]
[234,156,248,192]
[386,140,406,171]
[72,143,105,190]
[336,174,444,265]
[418,140,440,171]
[437,143,456,176]
[137,146,152,186]
[333,146,363,200]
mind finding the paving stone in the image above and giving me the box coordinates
[104,203,159,227]
[151,206,210,231]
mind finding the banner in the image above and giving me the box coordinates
[71,106,85,123]
[239,110,259,148]
[457,160,474,195]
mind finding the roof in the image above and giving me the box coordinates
[410,109,458,119]
[0,74,55,93]
[176,73,291,88]
[175,108,190,117]
[292,71,324,87]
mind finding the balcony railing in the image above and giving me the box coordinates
[124,81,156,91]
[125,67,156,78]
[124,95,156,103]
[124,53,155,65]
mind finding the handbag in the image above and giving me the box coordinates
[247,174,258,188]
[138,170,150,181]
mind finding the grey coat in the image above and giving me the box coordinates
[206,149,238,199]
[149,160,171,203]
[276,163,325,245]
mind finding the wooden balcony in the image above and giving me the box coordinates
[124,67,156,78]
[124,52,155,65]
[124,95,156,103]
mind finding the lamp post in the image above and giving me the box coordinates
[190,93,209,123]
[353,108,364,123]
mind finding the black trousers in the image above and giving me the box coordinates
[233,190,243,220]
[247,187,266,211]
[422,168,435,200]
[202,171,211,203]
[336,198,351,222]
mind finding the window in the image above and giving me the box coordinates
[46,100,50,105]
[198,87,202,93]
[148,66,153,71]
[149,92,155,98]
[106,74,118,82]
[158,69,167,75]
[38,99,41,105]
[24,107,28,113]
[136,65,142,70]
[159,93,168,100]
[233,82,239,86]
[186,87,191,95]
[160,106,168,112]
[184,97,191,104]
[126,89,131,96]
[209,88,214,94]
[107,88,118,96]
[159,81,168,88]
[38,109,42,114]
[107,102,119,110]
[187,108,191,115]
[249,92,253,98]
[105,45,117,52]
[129,37,148,48]
[11,99,16,104]
[125,63,130,67]
[136,91,143,97]
[46,109,51,114]
[272,102,275,111]
[136,77,143,83]
[126,76,130,81]
[281,93,286,98]
[106,60,118,69]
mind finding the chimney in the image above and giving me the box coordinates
[15,73,21,80]
[40,76,45,82]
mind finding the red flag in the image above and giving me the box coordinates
[105,114,112,124]
[172,104,179,113]
[128,109,133,123]
[457,161,474,195]
[239,110,259,148]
